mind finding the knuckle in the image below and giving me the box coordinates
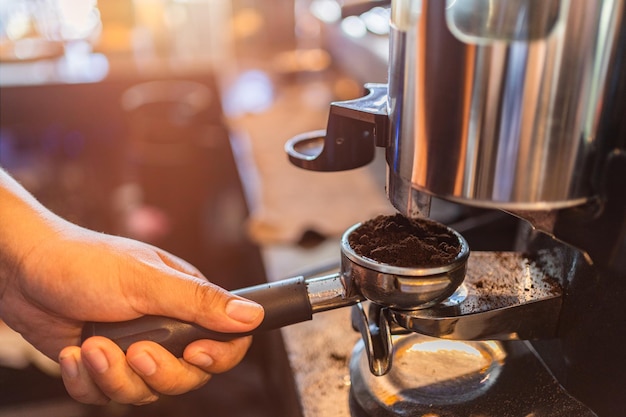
[97,377,151,405]
[150,367,211,395]
[67,387,110,405]
[152,377,183,395]
[101,380,131,400]
[204,339,250,374]
[194,282,224,305]
[191,283,227,320]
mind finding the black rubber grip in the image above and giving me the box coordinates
[81,276,312,357]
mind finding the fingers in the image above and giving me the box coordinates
[59,346,110,405]
[126,337,252,393]
[125,341,213,396]
[182,336,253,374]
[61,337,159,405]
[60,335,252,405]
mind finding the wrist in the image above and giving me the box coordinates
[0,169,59,304]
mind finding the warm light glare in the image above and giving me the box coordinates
[55,0,101,40]
[232,8,264,39]
[360,7,390,35]
[2,0,101,41]
[310,0,341,23]
[5,9,31,40]
[341,16,367,38]
[408,339,483,356]
[57,0,95,27]
[222,70,274,117]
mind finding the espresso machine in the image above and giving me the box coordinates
[284,0,626,415]
[89,1,625,415]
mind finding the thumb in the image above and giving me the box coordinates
[130,269,264,334]
[201,284,266,332]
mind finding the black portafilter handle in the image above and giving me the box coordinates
[81,276,313,358]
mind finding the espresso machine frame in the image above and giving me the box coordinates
[286,1,626,415]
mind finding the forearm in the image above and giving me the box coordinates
[0,168,61,304]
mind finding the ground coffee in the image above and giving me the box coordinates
[348,213,461,267]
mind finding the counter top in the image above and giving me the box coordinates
[261,240,360,417]
[281,306,360,417]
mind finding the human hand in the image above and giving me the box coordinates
[0,214,264,405]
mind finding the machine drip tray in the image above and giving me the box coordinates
[349,335,595,417]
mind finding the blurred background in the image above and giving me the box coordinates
[0,1,395,416]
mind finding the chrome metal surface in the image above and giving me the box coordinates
[386,169,432,217]
[351,303,393,376]
[340,220,470,310]
[305,219,469,313]
[305,217,470,313]
[391,252,563,340]
[306,273,363,313]
[386,0,625,211]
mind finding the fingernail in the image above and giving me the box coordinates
[188,351,214,368]
[131,351,157,376]
[84,348,109,374]
[225,299,263,324]
[135,394,159,406]
[59,353,79,379]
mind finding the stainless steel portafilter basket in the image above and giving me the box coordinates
[83,216,470,357]
[341,220,470,311]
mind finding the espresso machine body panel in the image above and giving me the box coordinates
[387,0,624,212]
[286,1,626,415]
[383,2,626,415]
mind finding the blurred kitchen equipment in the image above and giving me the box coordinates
[286,0,626,415]
[121,79,212,165]
[117,80,217,268]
